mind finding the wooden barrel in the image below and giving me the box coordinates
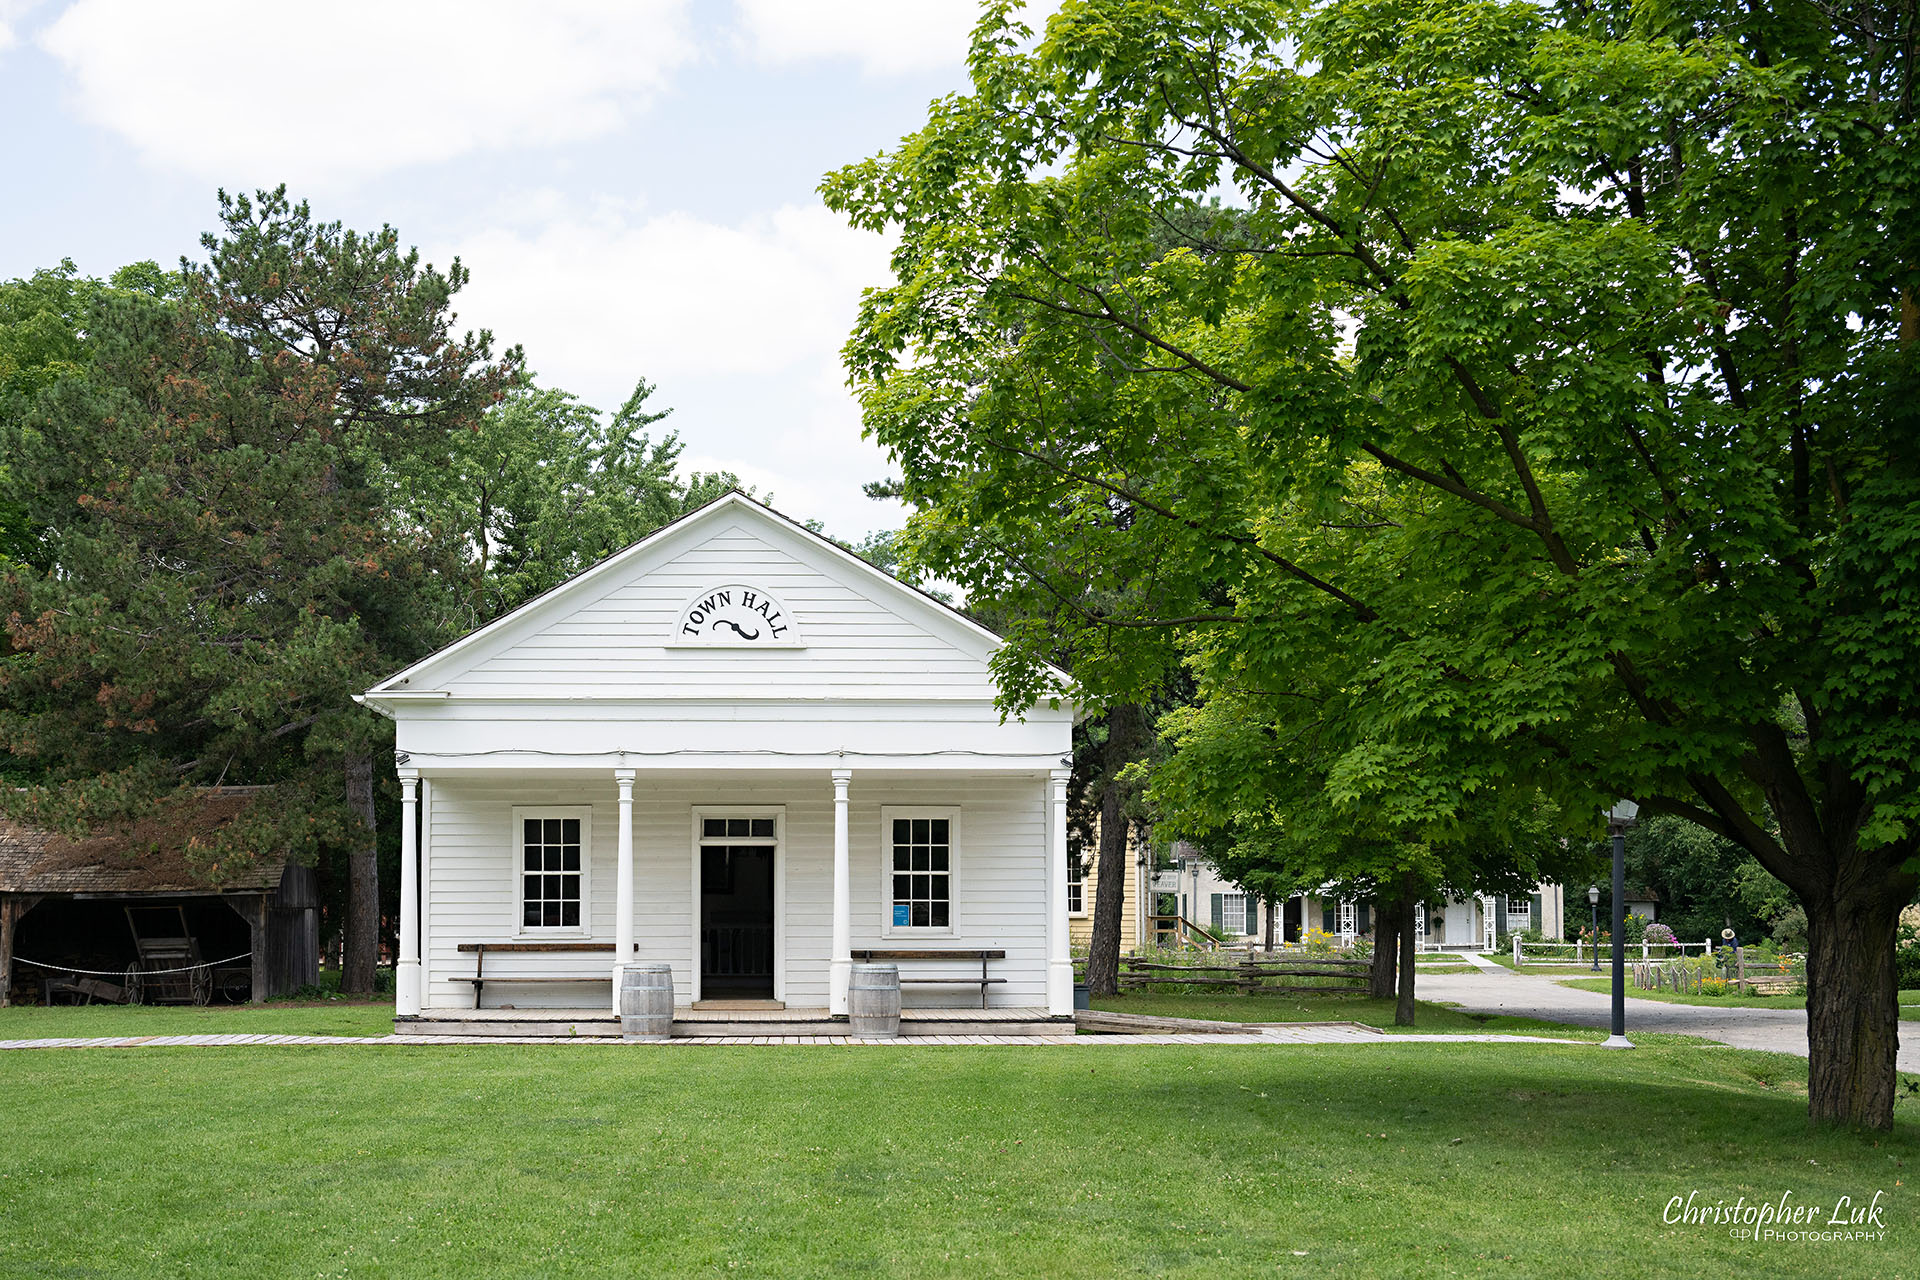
[848,963,901,1038]
[619,963,674,1041]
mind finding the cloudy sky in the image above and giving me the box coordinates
[0,1,1048,541]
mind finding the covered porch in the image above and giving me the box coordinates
[390,761,1078,1027]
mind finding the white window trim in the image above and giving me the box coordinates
[1066,837,1088,919]
[689,805,786,1004]
[879,805,960,939]
[510,805,593,938]
[1223,892,1246,935]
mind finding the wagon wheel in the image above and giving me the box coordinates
[191,963,212,1006]
[124,966,145,1006]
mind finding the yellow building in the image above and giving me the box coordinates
[1066,825,1149,953]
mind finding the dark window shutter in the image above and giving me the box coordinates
[1358,904,1371,934]
[1530,892,1543,928]
[1211,894,1223,930]
[1322,904,1337,932]
[1247,898,1261,935]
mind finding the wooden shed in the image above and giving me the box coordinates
[0,787,318,1006]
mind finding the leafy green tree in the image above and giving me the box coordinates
[1153,684,1586,1021]
[826,0,1919,1126]
[0,189,522,991]
[389,378,737,622]
[0,262,177,571]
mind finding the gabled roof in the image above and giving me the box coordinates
[362,490,1073,699]
[0,788,286,895]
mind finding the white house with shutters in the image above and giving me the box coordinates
[357,493,1078,1028]
[1160,847,1566,950]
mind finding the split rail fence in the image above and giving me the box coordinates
[1103,955,1372,994]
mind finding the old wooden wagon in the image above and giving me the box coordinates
[0,787,319,1006]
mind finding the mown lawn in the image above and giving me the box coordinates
[0,999,395,1039]
[0,1043,1912,1278]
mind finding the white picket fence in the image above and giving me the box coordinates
[1513,937,1711,966]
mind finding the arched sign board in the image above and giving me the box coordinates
[670,584,803,647]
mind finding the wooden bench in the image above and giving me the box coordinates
[457,942,625,1009]
[849,949,1007,1008]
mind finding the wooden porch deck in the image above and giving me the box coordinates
[397,1005,1067,1039]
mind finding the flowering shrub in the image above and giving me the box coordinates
[1698,976,1730,997]
[1643,923,1678,946]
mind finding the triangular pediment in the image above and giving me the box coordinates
[366,494,1040,702]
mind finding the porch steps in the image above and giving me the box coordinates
[395,1007,1071,1040]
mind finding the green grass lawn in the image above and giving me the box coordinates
[0,1043,1912,1278]
[0,998,396,1039]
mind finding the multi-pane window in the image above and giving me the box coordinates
[1223,893,1247,935]
[889,815,951,929]
[521,816,582,929]
[1506,895,1533,930]
[1066,835,1086,916]
[703,817,776,840]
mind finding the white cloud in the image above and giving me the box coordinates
[733,0,1056,76]
[446,199,901,535]
[452,199,890,382]
[38,0,696,187]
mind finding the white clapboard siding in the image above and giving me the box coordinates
[423,775,1047,1011]
[429,520,1002,700]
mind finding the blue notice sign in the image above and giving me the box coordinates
[893,904,911,927]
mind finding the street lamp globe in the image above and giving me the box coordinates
[1587,885,1600,905]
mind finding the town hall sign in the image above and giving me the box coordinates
[673,584,799,646]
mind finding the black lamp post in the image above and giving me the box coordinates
[1602,800,1638,1049]
[1587,885,1601,971]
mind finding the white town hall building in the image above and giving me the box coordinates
[359,493,1078,1031]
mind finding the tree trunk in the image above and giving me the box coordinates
[341,752,379,995]
[1804,890,1907,1129]
[1368,893,1397,998]
[1084,779,1130,997]
[1395,885,1417,1026]
[1263,893,1277,952]
[1084,704,1144,998]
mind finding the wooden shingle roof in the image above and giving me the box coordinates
[0,788,286,895]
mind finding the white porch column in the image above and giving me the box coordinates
[829,769,853,1015]
[396,769,421,1016]
[1047,768,1073,1015]
[613,768,636,1015]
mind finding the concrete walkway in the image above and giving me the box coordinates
[0,1028,1590,1050]
[1418,964,1920,1073]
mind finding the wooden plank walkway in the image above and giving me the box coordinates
[0,1029,1589,1050]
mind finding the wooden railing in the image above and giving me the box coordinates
[701,925,773,978]
[1146,914,1219,949]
